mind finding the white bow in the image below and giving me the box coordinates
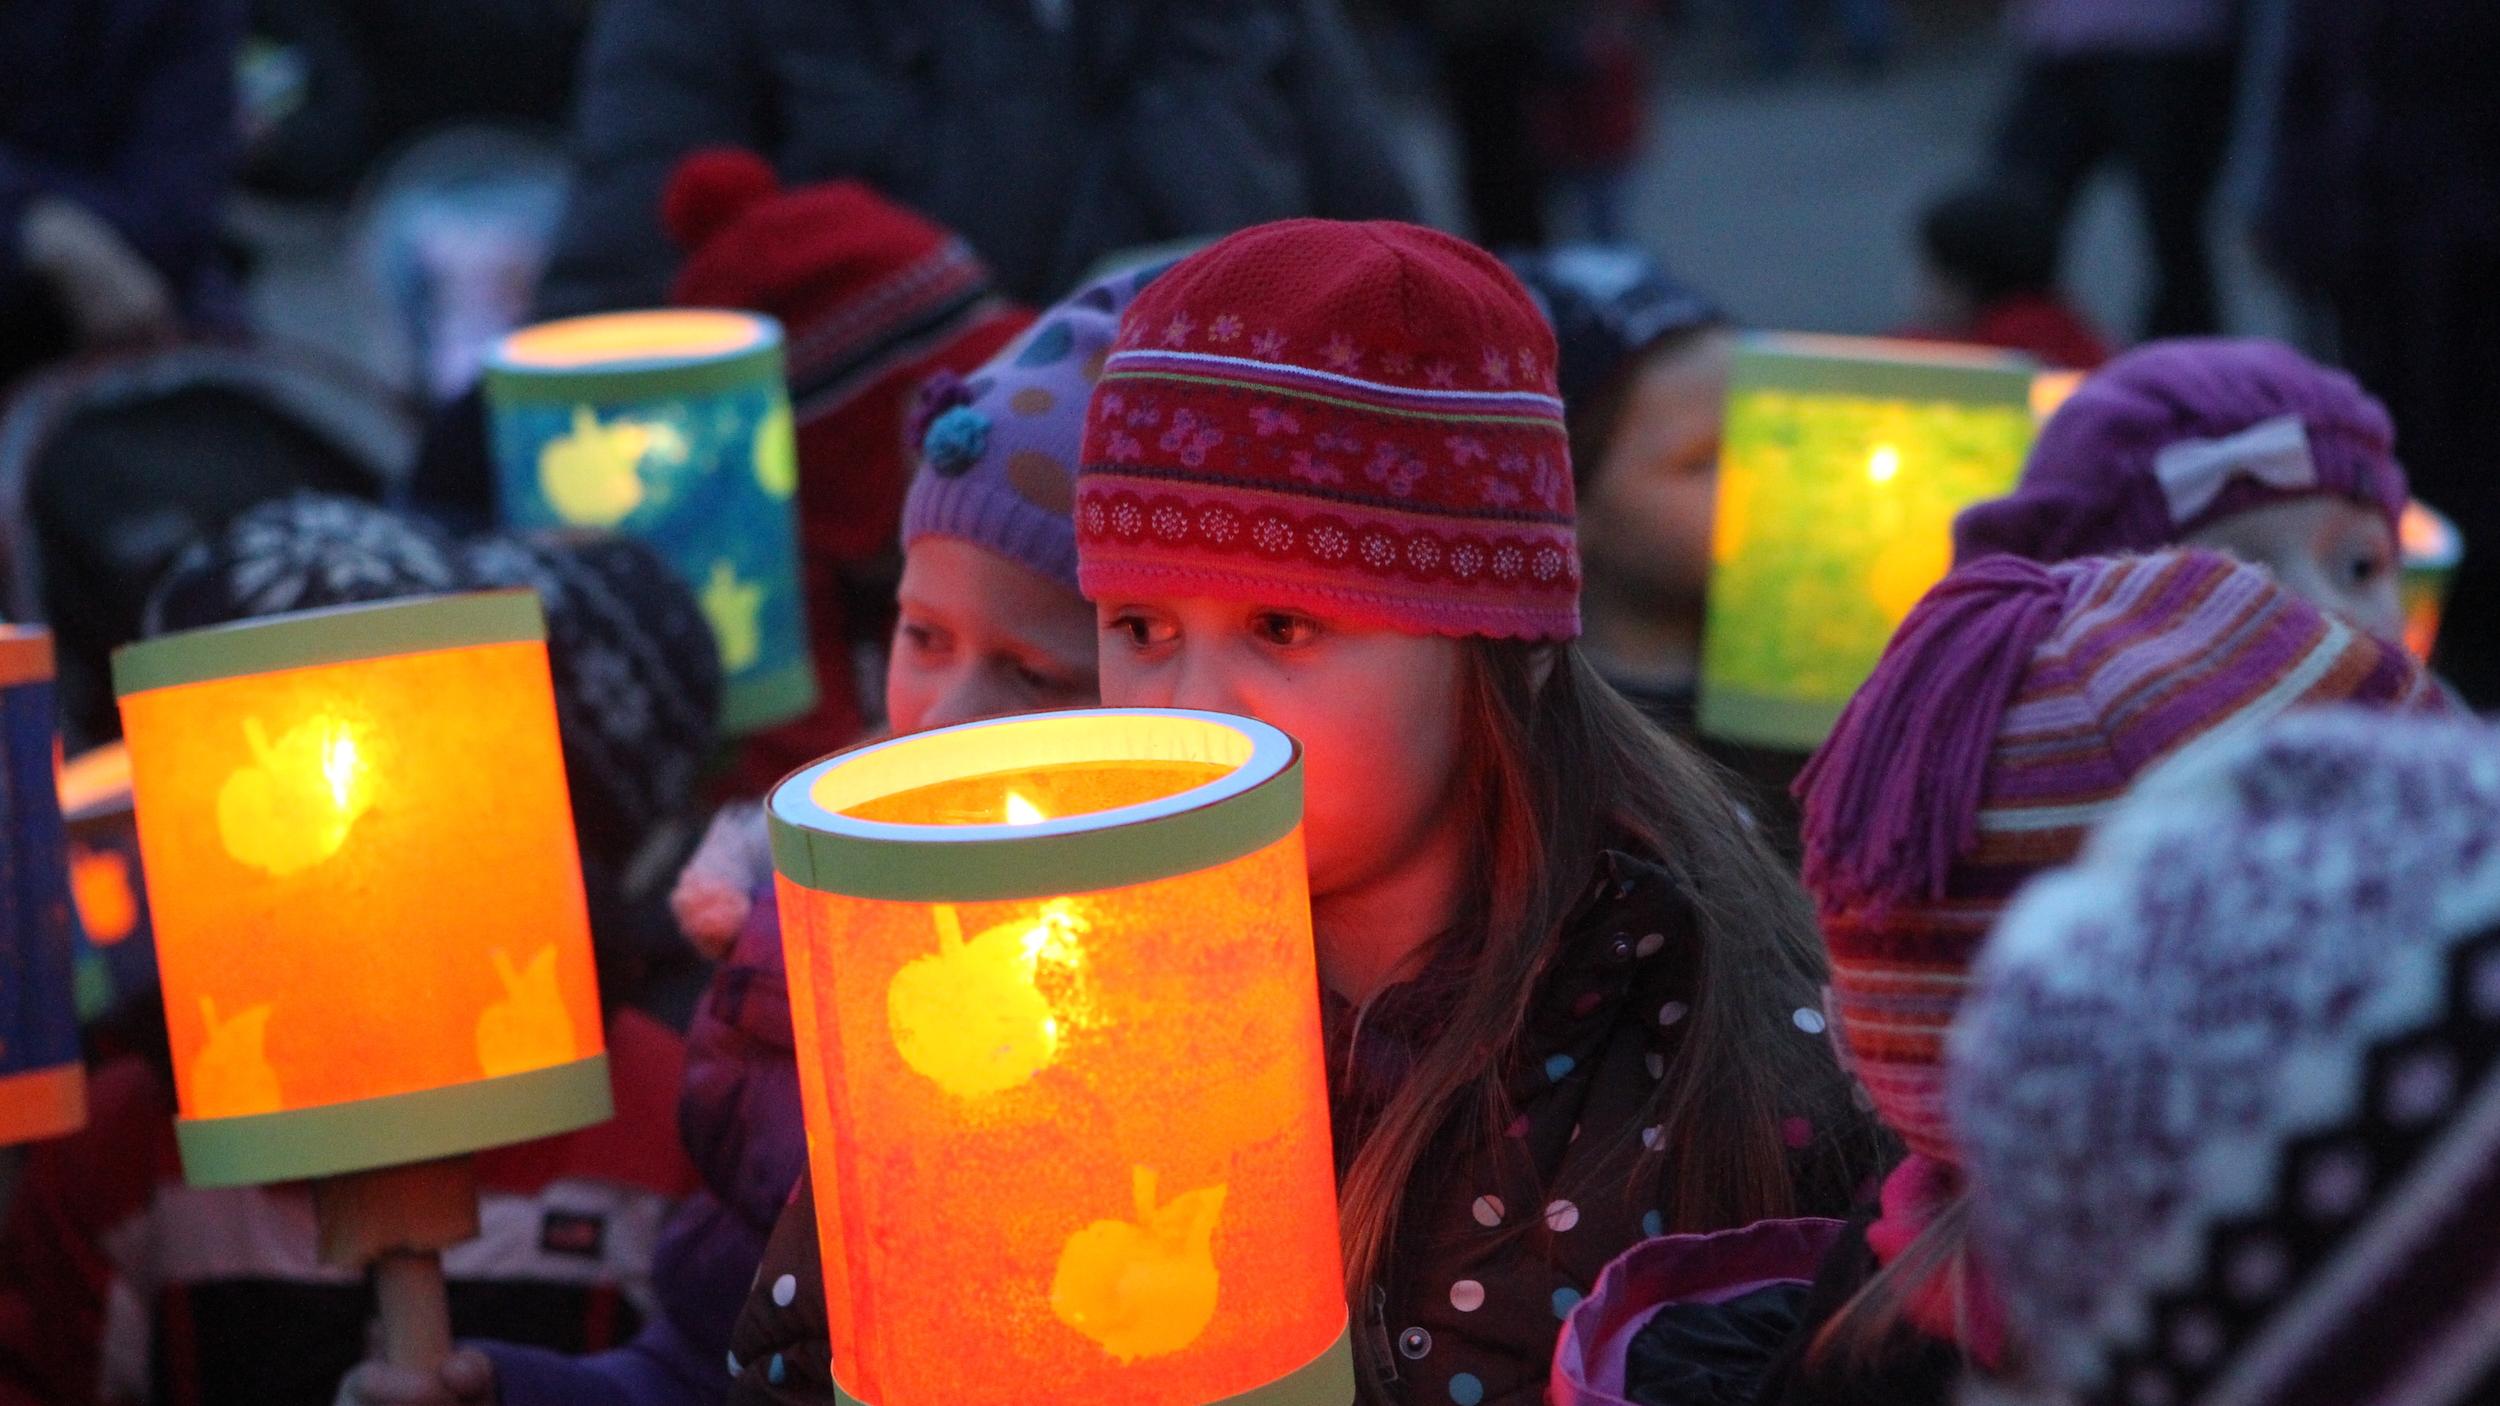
[2151,413,2318,524]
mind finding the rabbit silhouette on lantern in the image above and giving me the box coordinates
[217,716,373,877]
[193,996,283,1116]
[1051,1167,1227,1363]
[475,944,576,1078]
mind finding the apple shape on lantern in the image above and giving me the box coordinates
[193,995,283,1117]
[1050,1166,1228,1364]
[216,715,373,877]
[886,902,1070,1098]
[537,406,663,528]
[754,401,797,500]
[476,945,577,1079]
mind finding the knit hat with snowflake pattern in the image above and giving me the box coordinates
[1952,710,2500,1406]
[1076,219,1581,641]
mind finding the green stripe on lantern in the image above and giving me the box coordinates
[828,1323,1355,1406]
[174,1052,613,1187]
[111,591,548,698]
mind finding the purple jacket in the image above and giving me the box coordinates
[488,883,801,1404]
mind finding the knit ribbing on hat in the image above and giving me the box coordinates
[1801,549,2441,1161]
[1077,220,1582,641]
[1951,711,2500,1406]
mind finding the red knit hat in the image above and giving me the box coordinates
[1076,220,1581,640]
[663,149,1034,791]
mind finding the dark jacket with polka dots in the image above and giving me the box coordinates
[721,847,1873,1405]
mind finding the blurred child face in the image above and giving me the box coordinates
[2184,497,2404,643]
[1580,328,1735,611]
[886,537,1098,734]
[1093,597,1467,905]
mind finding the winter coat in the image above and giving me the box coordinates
[536,0,1421,315]
[718,847,1875,1405]
[0,0,243,321]
[485,884,802,1406]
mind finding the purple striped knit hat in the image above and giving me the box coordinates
[1954,339,2408,566]
[1796,549,2443,1162]
[1952,710,2500,1405]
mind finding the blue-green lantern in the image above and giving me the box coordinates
[0,626,86,1144]
[485,308,813,734]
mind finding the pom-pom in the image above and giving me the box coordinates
[924,406,992,478]
[663,148,779,251]
[907,371,975,452]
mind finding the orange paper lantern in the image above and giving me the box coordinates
[769,709,1350,1406]
[113,591,610,1187]
[1,627,85,1145]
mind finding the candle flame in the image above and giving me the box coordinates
[1866,444,1901,485]
[1005,791,1046,826]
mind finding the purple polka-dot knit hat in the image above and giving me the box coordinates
[1952,709,2500,1406]
[899,261,1170,588]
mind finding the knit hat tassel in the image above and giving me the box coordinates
[1796,555,2068,913]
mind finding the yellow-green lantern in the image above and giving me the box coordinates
[1699,334,2039,750]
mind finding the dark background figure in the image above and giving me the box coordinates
[533,0,1420,315]
[2259,0,2500,709]
[1416,0,1557,248]
[0,0,247,386]
[1994,0,2240,339]
[237,0,592,200]
[1745,0,1896,78]
[1902,179,2111,369]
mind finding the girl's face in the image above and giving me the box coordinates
[885,537,1098,735]
[1094,597,1466,902]
[2183,497,2403,643]
[1582,329,1735,610]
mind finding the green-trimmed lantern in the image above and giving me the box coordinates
[1699,334,2039,750]
[769,708,1352,1405]
[484,308,813,734]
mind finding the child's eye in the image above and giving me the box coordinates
[1105,612,1173,650]
[1011,660,1088,702]
[2347,547,2392,587]
[1251,611,1319,648]
[897,621,947,657]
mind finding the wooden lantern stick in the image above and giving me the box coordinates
[313,1155,482,1372]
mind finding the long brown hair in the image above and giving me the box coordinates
[1334,639,1879,1388]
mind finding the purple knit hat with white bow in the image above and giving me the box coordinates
[1953,338,2409,566]
[899,261,1169,588]
[1951,709,2500,1406]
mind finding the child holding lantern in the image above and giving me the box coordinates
[1071,219,1880,1405]
[1670,548,2440,1403]
[1954,338,2412,648]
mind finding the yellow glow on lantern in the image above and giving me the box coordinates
[1866,443,1901,485]
[498,309,766,368]
[1051,1167,1229,1363]
[216,715,374,878]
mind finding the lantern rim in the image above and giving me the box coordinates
[768,707,1303,902]
[484,309,786,406]
[110,589,546,698]
[1732,332,2038,404]
[174,1051,612,1187]
[0,624,54,689]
